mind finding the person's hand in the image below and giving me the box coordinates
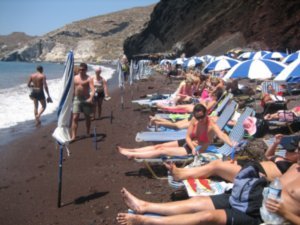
[46,97,53,103]
[274,134,284,145]
[265,198,286,217]
[104,96,111,101]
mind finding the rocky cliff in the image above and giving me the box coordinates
[124,0,300,59]
[1,5,154,62]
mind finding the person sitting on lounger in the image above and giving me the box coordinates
[118,103,235,159]
[165,134,299,183]
[173,76,196,104]
[261,84,286,107]
[155,89,223,114]
[116,160,300,225]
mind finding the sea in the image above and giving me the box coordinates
[0,61,116,146]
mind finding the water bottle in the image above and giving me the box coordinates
[260,178,285,225]
[268,177,282,200]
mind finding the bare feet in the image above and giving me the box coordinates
[116,213,143,225]
[164,162,182,181]
[121,188,146,214]
[35,115,41,127]
[117,146,134,160]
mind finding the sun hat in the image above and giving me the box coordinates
[243,116,257,136]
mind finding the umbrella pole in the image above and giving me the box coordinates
[57,144,63,208]
[93,126,97,150]
[121,86,124,110]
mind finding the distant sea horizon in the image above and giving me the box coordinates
[0,61,116,146]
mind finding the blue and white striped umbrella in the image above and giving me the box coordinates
[203,58,240,73]
[262,52,287,60]
[182,57,203,68]
[275,59,300,82]
[52,51,74,145]
[282,51,300,64]
[238,51,269,60]
[172,57,187,65]
[223,59,286,80]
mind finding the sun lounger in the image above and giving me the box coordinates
[136,100,237,142]
[215,107,255,156]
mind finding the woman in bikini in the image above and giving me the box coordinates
[165,134,299,182]
[91,66,110,120]
[118,104,235,159]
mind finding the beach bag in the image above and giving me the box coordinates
[278,111,295,122]
[229,164,268,217]
[254,119,268,138]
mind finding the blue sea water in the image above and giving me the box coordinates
[0,61,115,146]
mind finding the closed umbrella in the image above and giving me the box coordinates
[52,51,74,208]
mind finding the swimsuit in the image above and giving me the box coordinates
[191,118,210,143]
[93,77,105,99]
[73,96,92,115]
[270,156,293,174]
[29,88,45,101]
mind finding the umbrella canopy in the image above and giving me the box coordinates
[223,59,286,80]
[282,51,300,64]
[52,51,74,145]
[159,59,173,65]
[203,58,240,73]
[262,52,287,60]
[238,51,269,60]
[182,57,203,68]
[274,59,300,82]
[172,57,187,65]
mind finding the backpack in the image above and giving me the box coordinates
[254,119,269,138]
[229,163,268,217]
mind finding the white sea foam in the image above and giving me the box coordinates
[0,66,115,129]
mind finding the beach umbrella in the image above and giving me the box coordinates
[199,55,215,64]
[172,57,186,65]
[203,58,240,73]
[282,51,300,64]
[262,52,287,60]
[182,57,203,68]
[238,51,269,60]
[223,59,286,80]
[117,60,125,109]
[52,51,74,208]
[274,59,300,82]
[159,59,173,65]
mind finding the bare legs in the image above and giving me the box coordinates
[92,97,104,119]
[116,188,227,225]
[117,141,187,159]
[71,113,91,141]
[165,160,242,183]
[33,99,46,126]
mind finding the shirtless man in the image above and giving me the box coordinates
[71,63,95,141]
[116,151,300,225]
[27,65,52,126]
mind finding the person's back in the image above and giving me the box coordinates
[30,72,45,89]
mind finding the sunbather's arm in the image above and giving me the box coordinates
[265,134,283,159]
[185,119,198,155]
[212,123,234,147]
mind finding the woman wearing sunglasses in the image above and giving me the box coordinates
[118,104,235,159]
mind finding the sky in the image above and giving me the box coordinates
[0,0,159,36]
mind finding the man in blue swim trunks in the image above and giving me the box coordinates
[27,65,52,126]
[71,63,95,141]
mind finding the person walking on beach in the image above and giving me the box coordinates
[91,66,111,120]
[71,63,95,141]
[27,65,52,126]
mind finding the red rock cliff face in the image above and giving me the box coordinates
[124,0,300,58]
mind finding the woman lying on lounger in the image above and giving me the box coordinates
[165,134,299,182]
[148,115,191,130]
[264,106,300,121]
[118,103,235,159]
[155,88,223,114]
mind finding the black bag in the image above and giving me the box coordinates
[229,164,268,217]
[254,119,269,138]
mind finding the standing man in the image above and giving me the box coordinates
[71,63,95,141]
[28,65,52,126]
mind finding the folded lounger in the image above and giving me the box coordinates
[136,100,237,142]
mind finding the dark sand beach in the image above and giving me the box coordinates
[0,69,299,225]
